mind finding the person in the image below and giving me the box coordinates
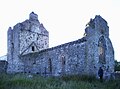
[98,67,103,82]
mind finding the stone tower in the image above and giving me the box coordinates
[84,15,114,76]
[7,12,49,73]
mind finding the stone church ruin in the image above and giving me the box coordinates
[0,12,114,78]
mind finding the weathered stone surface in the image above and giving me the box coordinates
[29,12,38,21]
[7,12,49,73]
[5,12,115,78]
[20,38,86,76]
[0,60,8,73]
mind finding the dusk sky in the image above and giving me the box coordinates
[0,0,120,61]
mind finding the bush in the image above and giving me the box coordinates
[61,75,97,82]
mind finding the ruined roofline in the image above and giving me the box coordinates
[9,19,49,37]
[86,15,108,28]
[0,55,7,61]
[21,37,87,57]
[10,12,48,34]
[0,60,7,62]
[41,37,86,52]
[95,15,108,24]
[29,12,38,21]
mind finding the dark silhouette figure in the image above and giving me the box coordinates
[98,67,103,82]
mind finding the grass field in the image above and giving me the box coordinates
[0,73,120,89]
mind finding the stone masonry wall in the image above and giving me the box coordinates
[84,15,114,77]
[20,37,87,76]
[7,12,49,73]
[0,60,8,73]
[0,55,7,73]
[19,29,48,55]
[19,12,49,55]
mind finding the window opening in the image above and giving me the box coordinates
[61,55,66,74]
[62,56,66,65]
[11,43,14,49]
[32,46,35,51]
[48,58,52,73]
[98,36,106,64]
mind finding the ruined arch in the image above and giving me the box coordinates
[98,36,106,64]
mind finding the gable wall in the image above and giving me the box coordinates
[19,30,49,55]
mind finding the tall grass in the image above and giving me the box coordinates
[0,73,120,89]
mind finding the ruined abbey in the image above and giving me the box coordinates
[0,12,115,78]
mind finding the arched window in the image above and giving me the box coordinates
[98,36,106,64]
[61,55,66,74]
[48,58,52,73]
[61,56,66,65]
[12,43,14,49]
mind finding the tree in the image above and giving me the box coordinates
[115,60,120,71]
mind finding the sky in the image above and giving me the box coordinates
[0,0,120,61]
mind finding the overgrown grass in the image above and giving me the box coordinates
[0,73,120,89]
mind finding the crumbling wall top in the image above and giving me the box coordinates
[29,12,38,21]
[84,15,109,37]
